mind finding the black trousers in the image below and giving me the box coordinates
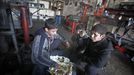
[32,64,51,75]
[85,65,97,75]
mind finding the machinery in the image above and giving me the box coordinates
[107,20,134,62]
[104,2,134,62]
[0,0,33,74]
[94,2,134,62]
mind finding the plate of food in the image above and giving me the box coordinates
[49,55,73,75]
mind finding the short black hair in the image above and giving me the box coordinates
[44,18,57,29]
[91,24,107,35]
[76,24,85,30]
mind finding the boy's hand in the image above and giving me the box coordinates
[65,41,70,48]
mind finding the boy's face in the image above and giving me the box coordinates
[76,29,83,34]
[91,32,105,42]
[46,28,58,37]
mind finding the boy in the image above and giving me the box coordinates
[71,24,89,48]
[78,24,113,75]
[31,18,70,75]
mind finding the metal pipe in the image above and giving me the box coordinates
[83,4,88,17]
[20,6,30,45]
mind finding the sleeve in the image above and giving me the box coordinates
[71,34,79,47]
[71,34,77,42]
[83,49,112,67]
[54,34,65,41]
[77,38,89,52]
[54,34,69,47]
[31,35,57,67]
[82,39,113,67]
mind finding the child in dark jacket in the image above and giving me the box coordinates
[71,24,89,49]
[70,24,89,63]
[31,18,70,75]
[77,24,114,75]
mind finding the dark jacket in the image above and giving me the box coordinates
[79,37,113,68]
[71,33,88,48]
[31,28,65,67]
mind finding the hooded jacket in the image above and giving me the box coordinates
[31,28,65,67]
[79,37,113,68]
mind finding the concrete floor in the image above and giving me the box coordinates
[98,51,134,75]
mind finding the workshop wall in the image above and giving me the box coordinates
[62,0,82,16]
